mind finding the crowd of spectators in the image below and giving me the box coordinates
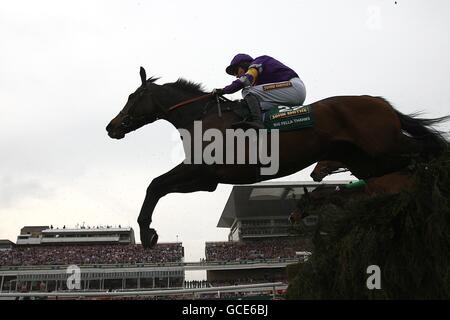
[0,238,311,266]
[0,243,184,266]
[205,238,312,262]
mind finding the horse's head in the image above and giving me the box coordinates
[289,187,311,224]
[310,161,345,182]
[106,67,164,139]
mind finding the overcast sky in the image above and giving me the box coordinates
[1,0,449,270]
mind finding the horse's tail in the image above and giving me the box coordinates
[393,109,450,157]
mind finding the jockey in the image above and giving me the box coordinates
[213,53,306,129]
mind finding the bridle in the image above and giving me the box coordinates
[119,87,168,130]
[119,86,215,130]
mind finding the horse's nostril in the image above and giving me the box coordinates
[106,123,112,132]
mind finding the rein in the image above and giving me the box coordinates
[121,90,228,131]
[168,93,214,112]
[167,93,232,119]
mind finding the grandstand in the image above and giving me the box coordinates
[0,226,184,293]
[218,181,349,241]
[16,225,135,245]
[0,240,14,251]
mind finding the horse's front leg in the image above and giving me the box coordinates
[137,163,217,248]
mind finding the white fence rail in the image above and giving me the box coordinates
[0,282,286,298]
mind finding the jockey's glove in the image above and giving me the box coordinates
[212,88,224,96]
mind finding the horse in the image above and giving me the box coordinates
[106,67,449,248]
[290,170,414,224]
[310,160,349,182]
[364,170,413,196]
[289,184,368,224]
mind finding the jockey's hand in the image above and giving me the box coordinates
[212,88,224,96]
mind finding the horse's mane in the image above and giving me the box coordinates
[146,76,160,84]
[166,78,206,95]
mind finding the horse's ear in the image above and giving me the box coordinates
[140,66,147,86]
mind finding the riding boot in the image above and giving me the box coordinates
[232,94,265,129]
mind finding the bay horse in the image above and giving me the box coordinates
[364,170,414,196]
[289,184,368,224]
[106,67,449,248]
[290,170,414,224]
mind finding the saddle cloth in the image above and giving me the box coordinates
[263,105,314,131]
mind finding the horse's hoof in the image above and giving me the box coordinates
[141,228,158,249]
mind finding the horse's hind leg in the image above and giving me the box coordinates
[138,163,217,248]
